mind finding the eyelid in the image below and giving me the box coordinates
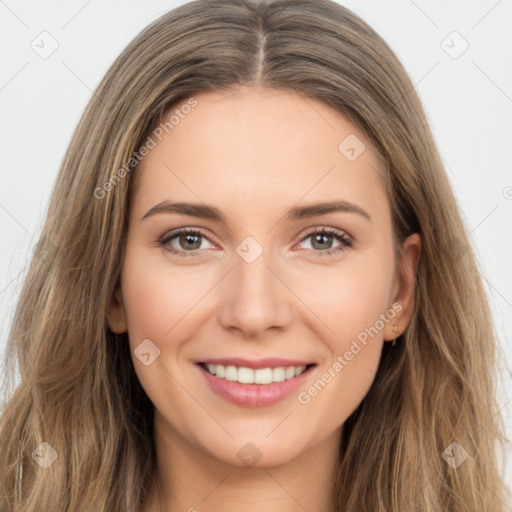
[161,226,216,241]
[296,225,352,242]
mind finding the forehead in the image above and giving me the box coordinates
[131,88,387,220]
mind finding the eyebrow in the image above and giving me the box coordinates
[141,199,371,223]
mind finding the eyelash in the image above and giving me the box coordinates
[158,227,353,258]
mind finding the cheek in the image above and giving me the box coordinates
[119,248,216,431]
[290,259,393,422]
[297,340,381,442]
[288,257,394,347]
[120,248,215,345]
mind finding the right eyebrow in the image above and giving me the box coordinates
[141,201,226,223]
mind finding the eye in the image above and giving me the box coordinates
[296,227,352,256]
[158,226,353,258]
[158,228,216,257]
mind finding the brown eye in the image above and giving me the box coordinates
[297,228,352,256]
[310,232,335,250]
[159,228,216,257]
[177,232,202,250]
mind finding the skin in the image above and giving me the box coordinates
[107,87,421,512]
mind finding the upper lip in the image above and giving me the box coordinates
[197,357,315,369]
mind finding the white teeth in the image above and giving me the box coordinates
[203,363,308,384]
[272,367,286,382]
[237,367,254,384]
[224,365,238,381]
[216,365,225,378]
[254,368,273,384]
[285,367,296,379]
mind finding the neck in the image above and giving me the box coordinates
[142,412,341,512]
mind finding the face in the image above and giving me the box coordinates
[107,87,420,468]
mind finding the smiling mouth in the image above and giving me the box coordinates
[197,362,316,385]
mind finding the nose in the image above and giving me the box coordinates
[217,243,293,338]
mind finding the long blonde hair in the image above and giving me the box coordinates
[1,1,509,510]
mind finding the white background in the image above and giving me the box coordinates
[1,0,511,499]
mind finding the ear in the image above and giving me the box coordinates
[106,284,128,334]
[384,233,421,341]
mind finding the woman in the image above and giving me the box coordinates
[0,0,509,510]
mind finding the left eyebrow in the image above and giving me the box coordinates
[284,200,371,222]
[140,199,371,223]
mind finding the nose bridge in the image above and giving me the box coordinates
[217,235,291,335]
[234,240,273,295]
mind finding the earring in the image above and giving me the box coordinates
[391,325,399,347]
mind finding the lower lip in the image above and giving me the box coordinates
[197,364,316,408]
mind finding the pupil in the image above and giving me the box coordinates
[181,234,200,250]
[313,234,331,250]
